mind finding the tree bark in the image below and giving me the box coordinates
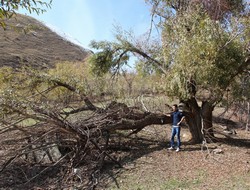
[72,101,172,134]
[201,101,214,141]
[185,98,203,143]
[185,98,214,143]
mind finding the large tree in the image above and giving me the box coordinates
[89,0,250,143]
[161,2,249,142]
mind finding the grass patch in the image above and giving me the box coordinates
[160,178,190,190]
[160,175,205,190]
[18,118,37,127]
[108,177,204,190]
[219,173,250,190]
[108,167,207,190]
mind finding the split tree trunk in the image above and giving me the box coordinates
[185,98,214,143]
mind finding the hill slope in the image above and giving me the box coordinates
[0,14,90,68]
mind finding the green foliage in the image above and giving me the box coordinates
[46,61,110,98]
[135,59,155,77]
[89,28,166,76]
[230,74,250,102]
[89,1,249,105]
[146,0,246,21]
[0,62,100,120]
[162,7,247,102]
[0,0,52,28]
[89,40,129,76]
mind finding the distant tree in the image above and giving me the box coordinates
[0,0,52,28]
[89,0,250,143]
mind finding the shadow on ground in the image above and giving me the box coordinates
[0,162,65,189]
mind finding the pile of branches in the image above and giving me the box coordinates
[0,78,171,189]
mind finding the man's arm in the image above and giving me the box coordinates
[177,116,185,126]
[165,113,172,117]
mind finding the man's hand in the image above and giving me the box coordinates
[178,116,185,126]
[165,113,171,117]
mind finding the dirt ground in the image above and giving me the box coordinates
[100,125,250,190]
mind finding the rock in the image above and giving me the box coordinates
[212,148,224,154]
[223,129,237,135]
[0,150,4,156]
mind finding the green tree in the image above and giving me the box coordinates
[89,0,250,143]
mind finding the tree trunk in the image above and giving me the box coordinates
[185,98,203,143]
[201,101,215,141]
[246,101,249,131]
[185,98,214,143]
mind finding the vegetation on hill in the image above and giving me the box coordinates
[0,14,89,68]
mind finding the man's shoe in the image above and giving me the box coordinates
[176,147,180,152]
[168,147,174,150]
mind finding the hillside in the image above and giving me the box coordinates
[0,14,90,68]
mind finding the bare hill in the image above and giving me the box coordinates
[0,14,90,68]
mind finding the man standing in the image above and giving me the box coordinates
[167,104,185,152]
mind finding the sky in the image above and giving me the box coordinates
[20,0,154,50]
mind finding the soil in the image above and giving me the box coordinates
[101,126,250,190]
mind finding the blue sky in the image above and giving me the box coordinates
[21,0,153,50]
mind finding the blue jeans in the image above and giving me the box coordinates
[170,126,181,148]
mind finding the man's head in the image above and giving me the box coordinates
[172,104,178,111]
